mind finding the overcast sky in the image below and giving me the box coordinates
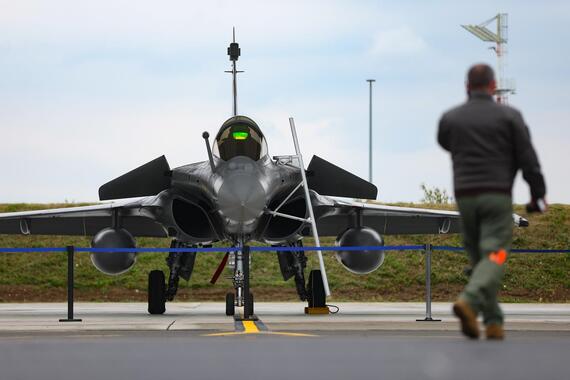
[1,0,568,204]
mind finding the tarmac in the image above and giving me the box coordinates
[0,302,568,332]
[1,302,569,380]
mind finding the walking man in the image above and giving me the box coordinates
[438,64,546,340]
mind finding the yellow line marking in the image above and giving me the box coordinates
[202,317,318,337]
[242,321,260,333]
[203,331,317,337]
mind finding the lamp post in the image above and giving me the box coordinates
[366,79,375,183]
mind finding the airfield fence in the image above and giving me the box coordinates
[0,245,568,322]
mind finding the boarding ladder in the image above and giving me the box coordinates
[266,118,331,296]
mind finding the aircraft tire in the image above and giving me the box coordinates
[245,292,254,318]
[307,270,326,308]
[148,270,166,315]
[225,292,235,316]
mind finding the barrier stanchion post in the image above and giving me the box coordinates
[417,244,440,322]
[243,245,251,319]
[59,245,82,322]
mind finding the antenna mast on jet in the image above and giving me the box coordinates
[225,27,243,116]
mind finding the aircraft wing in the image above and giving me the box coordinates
[0,197,168,237]
[311,196,528,237]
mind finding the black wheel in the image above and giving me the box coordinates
[225,292,235,316]
[244,292,254,318]
[307,270,326,308]
[148,270,166,315]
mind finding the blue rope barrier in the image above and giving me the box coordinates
[0,245,423,253]
[0,247,68,253]
[511,248,570,253]
[432,246,570,254]
[432,246,465,252]
[252,245,425,252]
[0,245,567,253]
[76,247,241,253]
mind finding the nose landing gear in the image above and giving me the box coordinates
[227,245,255,320]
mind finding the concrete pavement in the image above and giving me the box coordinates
[0,302,568,332]
[1,303,569,380]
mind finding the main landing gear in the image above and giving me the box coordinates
[306,269,327,312]
[276,241,309,301]
[147,240,326,317]
[147,239,197,315]
[148,270,166,315]
[276,241,327,312]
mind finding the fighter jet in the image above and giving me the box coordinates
[0,33,529,317]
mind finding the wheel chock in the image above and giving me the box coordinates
[234,313,259,322]
[304,306,330,315]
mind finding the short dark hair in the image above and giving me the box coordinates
[467,64,495,89]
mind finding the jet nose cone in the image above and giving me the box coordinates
[218,171,266,223]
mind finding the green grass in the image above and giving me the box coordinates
[0,203,568,302]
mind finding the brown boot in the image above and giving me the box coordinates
[486,324,505,340]
[452,299,480,339]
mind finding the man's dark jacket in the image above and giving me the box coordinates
[438,91,545,199]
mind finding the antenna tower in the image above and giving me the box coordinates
[461,13,515,104]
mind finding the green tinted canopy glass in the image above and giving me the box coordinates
[215,121,267,161]
[232,131,249,140]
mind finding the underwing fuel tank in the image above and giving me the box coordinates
[335,227,385,274]
[90,228,137,275]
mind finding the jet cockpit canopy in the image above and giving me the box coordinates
[213,116,268,161]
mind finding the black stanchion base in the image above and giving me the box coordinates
[59,319,82,322]
[416,317,441,322]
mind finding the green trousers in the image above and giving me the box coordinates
[456,193,513,326]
